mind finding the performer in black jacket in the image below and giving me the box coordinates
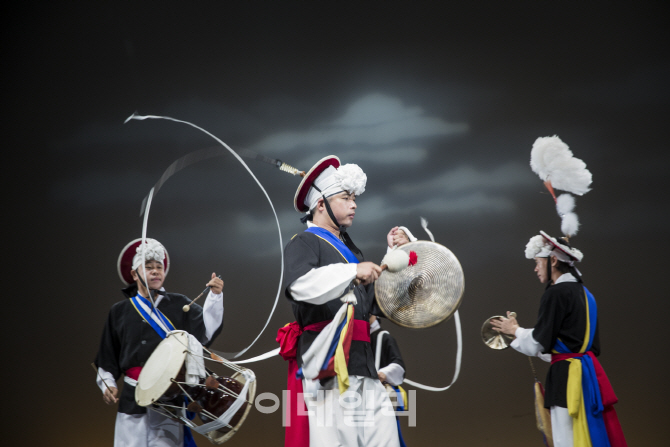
[491,232,626,447]
[94,238,224,447]
[283,155,400,447]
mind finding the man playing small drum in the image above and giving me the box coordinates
[94,238,224,447]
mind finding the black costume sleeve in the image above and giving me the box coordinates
[94,303,123,380]
[381,334,406,373]
[283,234,321,300]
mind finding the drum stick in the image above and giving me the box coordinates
[90,362,115,394]
[183,275,222,312]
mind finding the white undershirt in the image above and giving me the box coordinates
[97,288,223,393]
[510,273,577,362]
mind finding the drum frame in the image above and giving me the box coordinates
[137,331,257,445]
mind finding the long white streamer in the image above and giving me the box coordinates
[231,347,281,364]
[141,188,157,309]
[126,113,283,358]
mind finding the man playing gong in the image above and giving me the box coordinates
[94,238,224,447]
[283,155,400,447]
[491,232,626,447]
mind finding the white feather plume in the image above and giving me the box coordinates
[530,135,592,195]
[556,193,575,215]
[561,212,580,237]
[556,194,580,236]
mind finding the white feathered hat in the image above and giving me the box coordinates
[525,231,584,263]
[526,135,592,263]
[294,155,367,213]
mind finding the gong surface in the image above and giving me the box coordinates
[374,241,464,328]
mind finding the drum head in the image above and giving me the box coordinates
[374,241,464,328]
[136,331,189,406]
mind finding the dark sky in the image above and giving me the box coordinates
[6,2,669,445]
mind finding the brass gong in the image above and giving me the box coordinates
[374,241,464,329]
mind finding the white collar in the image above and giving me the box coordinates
[370,319,381,332]
[554,273,577,284]
[138,287,166,307]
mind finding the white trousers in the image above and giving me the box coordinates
[303,375,401,447]
[551,406,574,447]
[114,411,183,447]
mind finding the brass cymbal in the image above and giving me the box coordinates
[481,315,515,350]
[374,241,464,329]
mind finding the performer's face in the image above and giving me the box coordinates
[327,192,357,228]
[132,260,166,292]
[534,257,550,283]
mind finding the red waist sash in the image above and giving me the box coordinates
[125,366,143,381]
[551,352,627,447]
[275,318,371,447]
[305,318,370,342]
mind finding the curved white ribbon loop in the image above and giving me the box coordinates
[127,113,283,359]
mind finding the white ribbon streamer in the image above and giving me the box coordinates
[403,310,462,391]
[126,113,284,358]
[231,347,281,364]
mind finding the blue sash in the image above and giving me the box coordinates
[393,386,408,447]
[553,286,610,447]
[305,227,359,264]
[129,294,175,339]
[130,294,196,447]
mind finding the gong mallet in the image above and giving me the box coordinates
[354,248,417,285]
[183,275,222,312]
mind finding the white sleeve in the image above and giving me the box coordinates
[202,290,224,343]
[510,328,550,362]
[97,367,117,393]
[379,363,405,386]
[289,264,358,305]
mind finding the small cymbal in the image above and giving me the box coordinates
[481,316,515,350]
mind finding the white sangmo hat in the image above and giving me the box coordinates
[293,155,367,213]
[117,238,170,285]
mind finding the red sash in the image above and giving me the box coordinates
[276,318,371,447]
[125,366,143,381]
[551,352,627,447]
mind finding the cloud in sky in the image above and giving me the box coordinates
[392,162,535,196]
[254,93,468,153]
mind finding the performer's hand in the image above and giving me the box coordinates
[393,229,410,247]
[207,273,224,295]
[378,371,387,383]
[356,262,382,285]
[490,311,519,336]
[387,227,399,248]
[103,387,119,405]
